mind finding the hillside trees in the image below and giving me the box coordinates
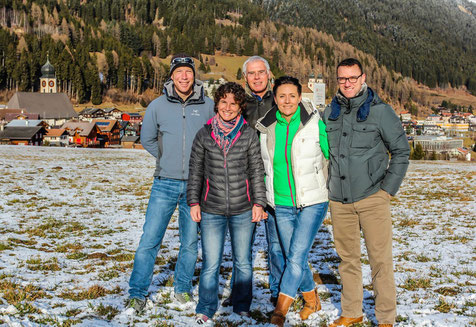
[0,0,472,108]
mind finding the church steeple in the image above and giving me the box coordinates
[40,53,57,93]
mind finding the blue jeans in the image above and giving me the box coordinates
[227,207,284,299]
[265,208,286,298]
[196,211,255,318]
[275,202,329,298]
[129,177,198,299]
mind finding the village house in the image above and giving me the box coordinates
[62,122,101,147]
[78,108,106,122]
[121,135,141,149]
[400,110,412,121]
[121,112,143,124]
[103,108,123,120]
[92,119,121,147]
[120,121,141,138]
[414,136,463,156]
[6,119,48,128]
[0,126,47,145]
[44,128,69,146]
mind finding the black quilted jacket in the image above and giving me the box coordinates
[187,122,266,216]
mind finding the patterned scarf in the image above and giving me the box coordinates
[211,113,244,156]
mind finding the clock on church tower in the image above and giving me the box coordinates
[40,55,57,93]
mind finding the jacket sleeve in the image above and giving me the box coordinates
[318,119,329,160]
[187,129,206,206]
[140,102,160,158]
[247,130,267,207]
[379,105,410,196]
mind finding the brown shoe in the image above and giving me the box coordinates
[270,293,294,327]
[299,288,321,320]
[328,316,364,327]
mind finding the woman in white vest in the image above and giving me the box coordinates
[255,76,329,327]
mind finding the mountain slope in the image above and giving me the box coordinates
[257,0,476,94]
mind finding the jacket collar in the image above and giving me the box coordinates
[245,82,273,103]
[329,85,374,122]
[163,79,206,104]
[256,101,315,132]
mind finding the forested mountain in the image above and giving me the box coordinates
[257,0,476,93]
[0,0,474,109]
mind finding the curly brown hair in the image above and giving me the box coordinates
[213,82,247,113]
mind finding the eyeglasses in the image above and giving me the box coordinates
[246,70,268,77]
[171,57,194,65]
[337,74,363,84]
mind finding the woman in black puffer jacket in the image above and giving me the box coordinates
[187,82,266,324]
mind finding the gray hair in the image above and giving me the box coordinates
[242,56,270,75]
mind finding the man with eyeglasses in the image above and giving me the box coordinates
[323,58,409,327]
[127,54,214,313]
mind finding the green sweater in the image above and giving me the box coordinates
[273,107,301,206]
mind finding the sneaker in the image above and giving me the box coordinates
[174,292,193,304]
[195,313,210,324]
[126,297,146,314]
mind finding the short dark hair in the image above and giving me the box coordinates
[336,58,363,75]
[273,76,302,95]
[213,82,247,113]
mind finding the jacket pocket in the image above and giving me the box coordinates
[351,123,379,148]
[325,123,342,150]
[204,178,210,202]
[368,156,387,185]
[245,179,251,202]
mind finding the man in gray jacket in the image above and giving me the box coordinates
[127,54,214,313]
[323,58,410,327]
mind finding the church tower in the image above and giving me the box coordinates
[40,55,57,93]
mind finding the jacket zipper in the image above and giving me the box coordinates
[246,179,250,202]
[285,124,295,207]
[204,178,210,201]
[182,104,186,179]
[289,112,315,208]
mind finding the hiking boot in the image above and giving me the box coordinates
[270,293,294,327]
[126,297,146,314]
[174,292,193,304]
[300,288,321,320]
[222,295,233,307]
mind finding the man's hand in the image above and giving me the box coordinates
[252,205,264,223]
[190,205,201,222]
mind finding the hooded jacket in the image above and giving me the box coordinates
[140,79,214,180]
[187,120,267,216]
[323,86,410,203]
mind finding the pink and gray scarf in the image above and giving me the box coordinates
[211,113,244,156]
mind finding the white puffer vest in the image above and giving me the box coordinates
[256,105,328,208]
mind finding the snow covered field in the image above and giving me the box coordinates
[0,145,474,327]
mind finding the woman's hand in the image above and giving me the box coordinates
[252,205,265,222]
[190,205,202,222]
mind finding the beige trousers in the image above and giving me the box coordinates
[330,189,396,324]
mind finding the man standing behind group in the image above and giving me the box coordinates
[127,54,214,313]
[323,58,410,327]
[243,56,284,305]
